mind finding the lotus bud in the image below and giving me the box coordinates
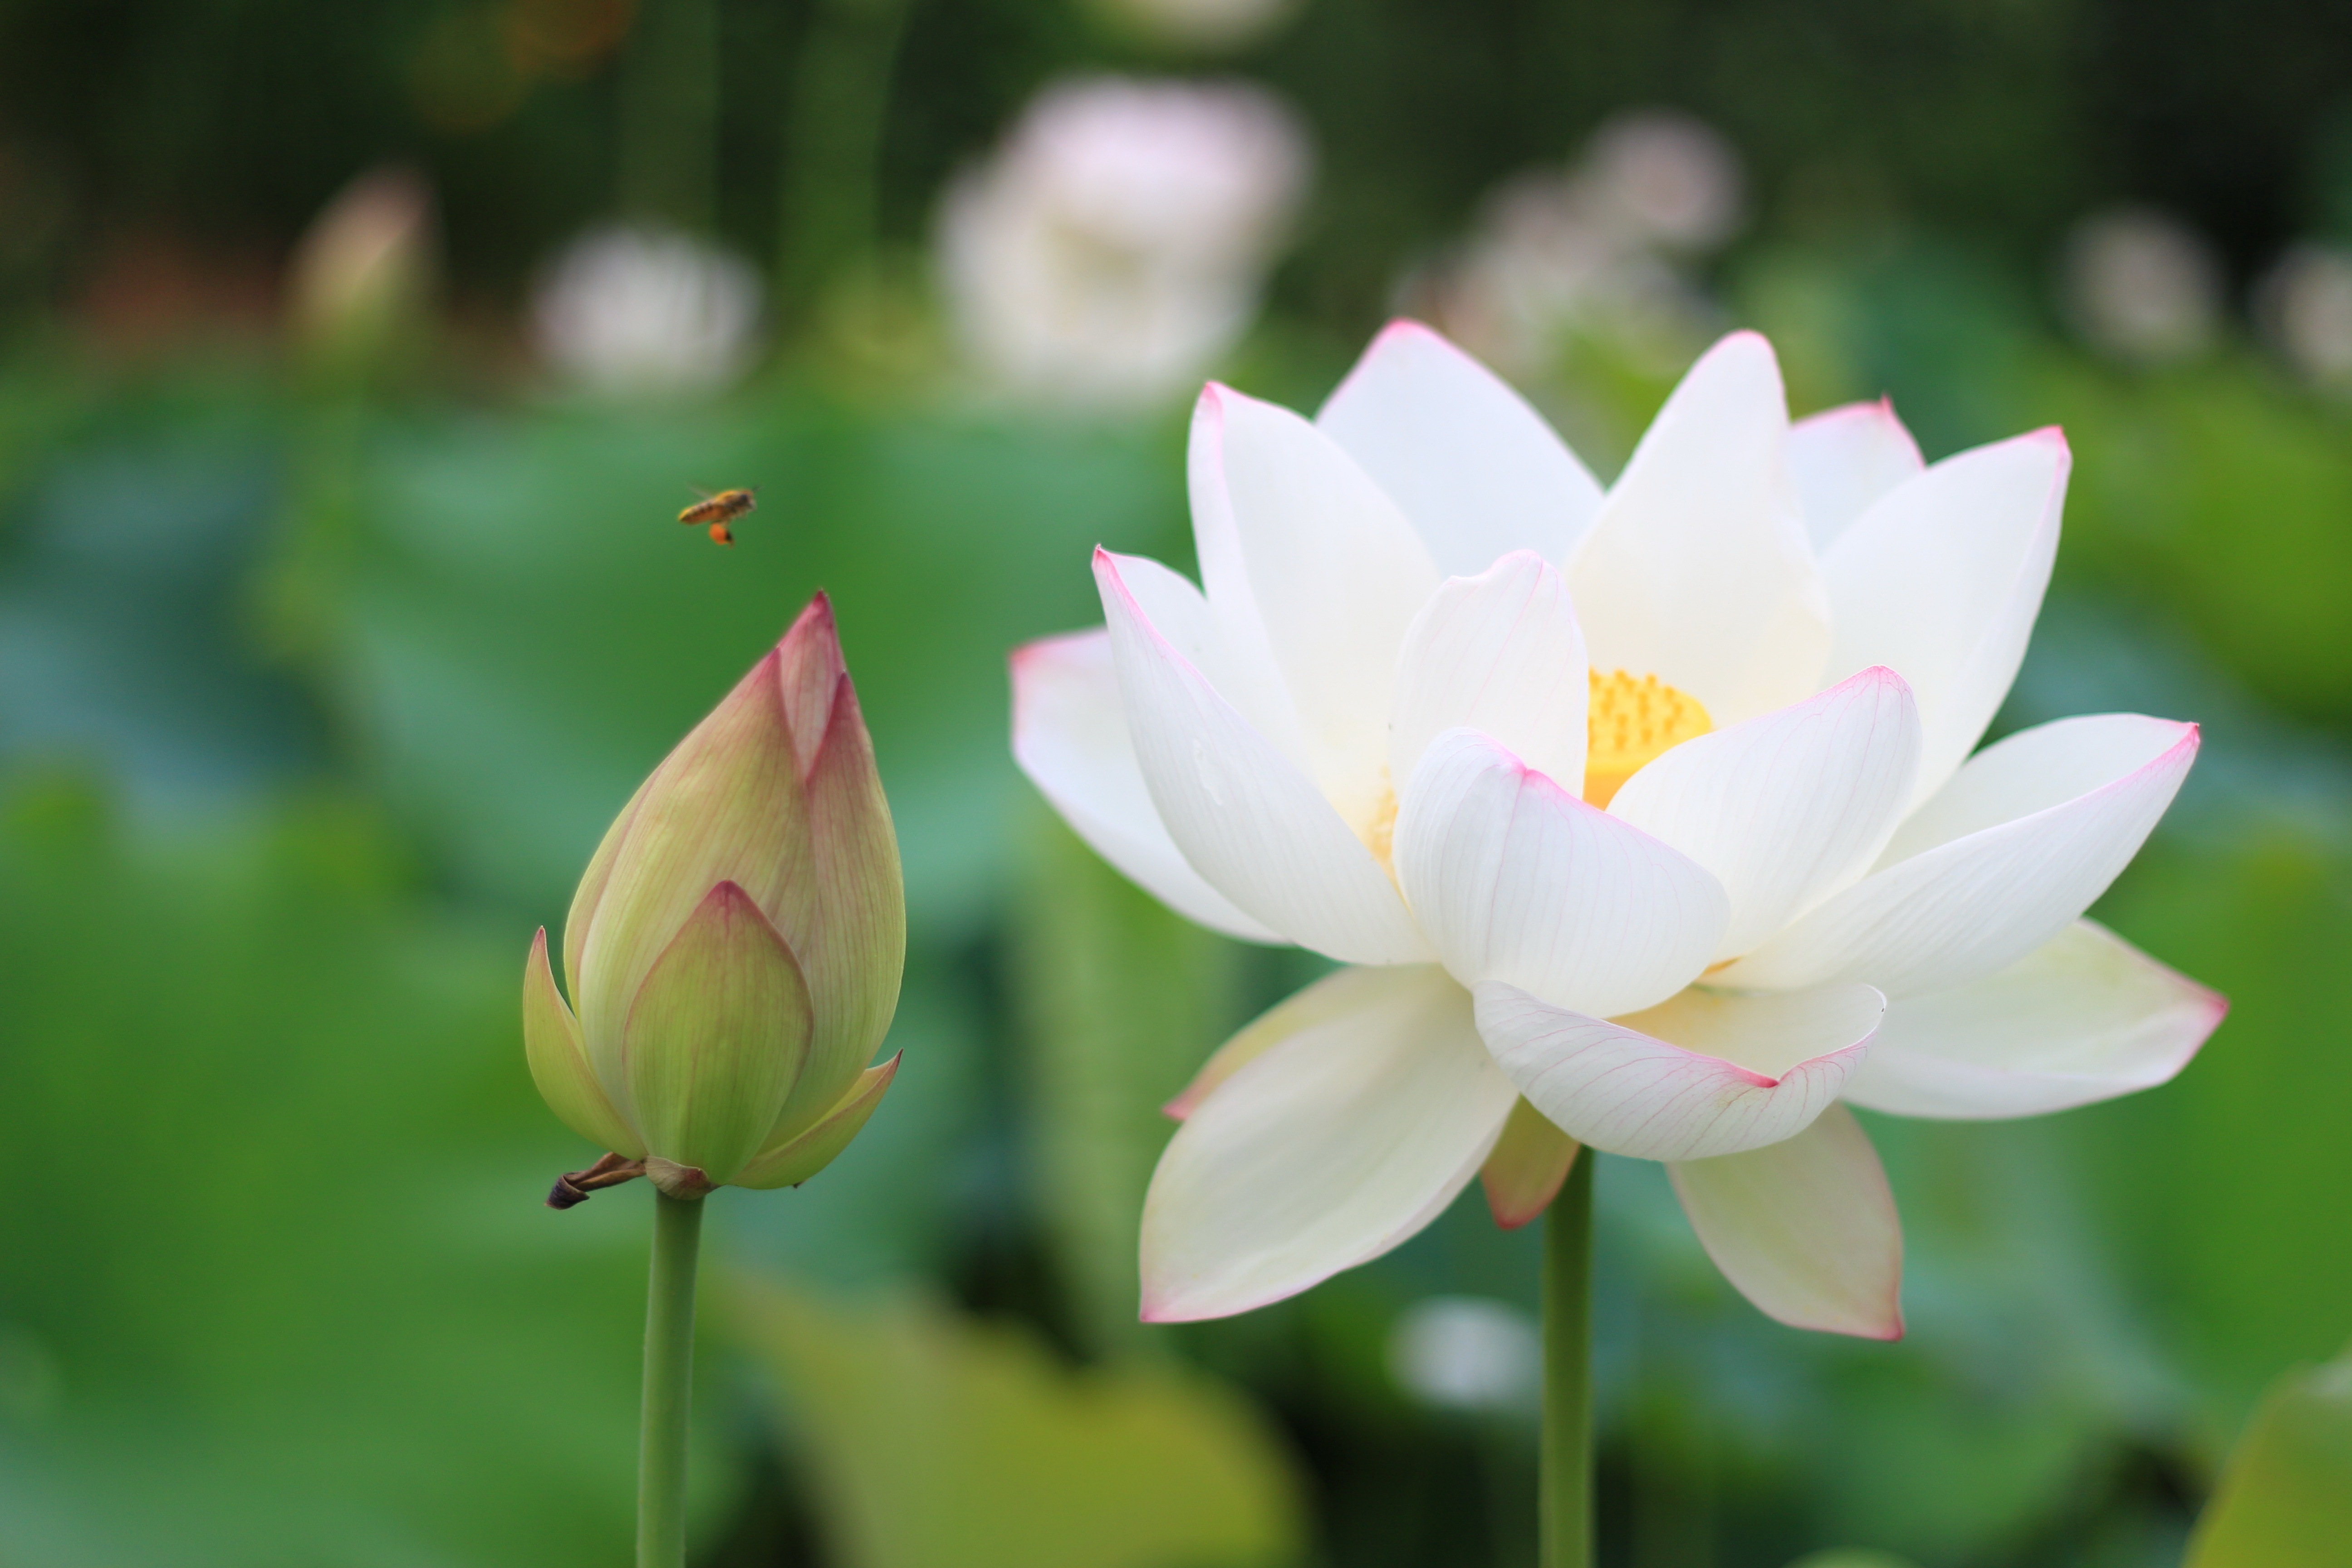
[525,594,905,1203]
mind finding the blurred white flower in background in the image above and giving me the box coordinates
[1387,1297,1541,1416]
[1083,0,1303,52]
[286,166,436,363]
[938,75,1311,409]
[2060,207,2222,366]
[532,225,764,397]
[2256,243,2352,391]
[1579,111,1744,252]
[1422,109,1743,379]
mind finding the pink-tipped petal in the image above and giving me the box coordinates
[1098,550,1431,964]
[1480,1097,1581,1229]
[1667,1103,1904,1339]
[1189,384,1441,827]
[1474,980,1882,1161]
[1140,966,1517,1322]
[1609,668,1921,960]
[1011,629,1282,943]
[1567,331,1831,724]
[1818,427,2069,808]
[1389,550,1589,797]
[1842,920,2227,1119]
[1719,714,2198,999]
[774,591,850,773]
[1316,318,1605,575]
[1787,399,1925,553]
[1394,729,1726,1019]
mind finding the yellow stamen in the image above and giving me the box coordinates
[1360,779,1399,873]
[1584,669,1711,808]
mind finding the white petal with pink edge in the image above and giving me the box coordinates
[1316,319,1606,576]
[1788,399,1925,554]
[1818,428,2068,808]
[1474,980,1882,1161]
[1717,714,2197,999]
[1184,389,1310,768]
[1011,629,1281,943]
[1140,964,1518,1323]
[1098,549,1431,964]
[1395,729,1727,1019]
[1567,332,1830,724]
[1191,383,1441,829]
[1609,668,1921,960]
[1389,551,1589,796]
[1842,919,2226,1119]
[1666,1103,1904,1339]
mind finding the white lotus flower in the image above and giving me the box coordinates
[532,225,763,397]
[938,76,1309,408]
[1010,322,2225,1338]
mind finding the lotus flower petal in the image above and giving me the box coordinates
[1666,1103,1904,1338]
[1475,980,1882,1160]
[623,881,814,1185]
[1610,667,1921,960]
[1389,550,1589,797]
[1395,728,1725,1018]
[524,926,643,1156]
[1787,399,1924,553]
[1720,714,2197,998]
[1818,428,2068,807]
[1317,318,1605,575]
[1164,964,1402,1120]
[1012,629,1281,943]
[1480,1097,1581,1229]
[1567,332,1830,724]
[1842,920,2226,1118]
[1192,383,1441,828]
[1141,965,1517,1322]
[1098,549,1431,963]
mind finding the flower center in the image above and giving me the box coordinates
[1360,773,1400,875]
[1584,669,1711,808]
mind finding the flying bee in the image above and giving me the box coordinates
[678,486,756,547]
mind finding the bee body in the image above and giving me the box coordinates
[678,488,757,528]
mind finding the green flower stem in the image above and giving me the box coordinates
[1541,1152,1595,1568]
[638,1191,705,1568]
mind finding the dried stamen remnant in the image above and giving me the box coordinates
[547,1152,648,1209]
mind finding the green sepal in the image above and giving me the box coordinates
[733,1052,900,1189]
[523,927,643,1156]
[623,882,813,1186]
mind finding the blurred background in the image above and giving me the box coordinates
[2,0,2350,1564]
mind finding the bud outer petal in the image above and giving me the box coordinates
[733,1052,900,1190]
[574,651,810,1082]
[624,882,814,1186]
[524,927,644,1156]
[759,659,905,1146]
[564,769,653,1002]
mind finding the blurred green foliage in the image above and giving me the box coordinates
[2183,1350,2352,1568]
[729,1276,1305,1568]
[0,778,653,1566]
